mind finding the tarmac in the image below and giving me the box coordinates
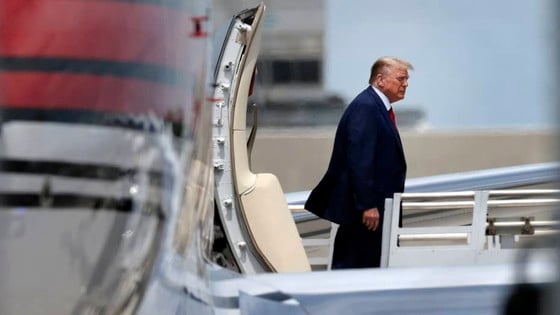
[251,128,559,193]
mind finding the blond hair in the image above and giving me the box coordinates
[368,56,414,84]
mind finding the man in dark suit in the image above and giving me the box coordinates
[305,56,412,269]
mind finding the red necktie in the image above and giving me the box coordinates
[388,107,397,127]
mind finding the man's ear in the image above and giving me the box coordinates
[376,74,384,87]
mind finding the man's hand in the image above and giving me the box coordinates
[362,208,380,231]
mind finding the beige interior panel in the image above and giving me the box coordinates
[233,130,257,194]
[240,173,311,272]
[229,4,309,272]
[231,5,263,131]
[231,5,262,195]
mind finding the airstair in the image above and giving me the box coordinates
[294,188,560,270]
[381,189,559,267]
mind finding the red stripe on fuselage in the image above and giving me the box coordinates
[0,72,188,116]
[0,0,192,69]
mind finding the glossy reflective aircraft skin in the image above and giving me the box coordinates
[0,0,216,314]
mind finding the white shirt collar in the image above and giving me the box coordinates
[371,85,391,111]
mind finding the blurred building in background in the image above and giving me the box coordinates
[247,0,345,127]
[212,0,557,193]
[230,0,425,129]
[215,1,556,131]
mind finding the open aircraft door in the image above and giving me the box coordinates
[210,3,310,274]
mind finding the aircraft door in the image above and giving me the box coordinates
[211,3,311,273]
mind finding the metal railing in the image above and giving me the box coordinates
[296,188,560,270]
[289,162,560,224]
[381,189,560,268]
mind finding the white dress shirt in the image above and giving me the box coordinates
[371,85,391,111]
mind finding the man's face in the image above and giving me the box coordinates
[377,65,409,103]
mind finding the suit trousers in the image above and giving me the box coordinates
[331,222,383,269]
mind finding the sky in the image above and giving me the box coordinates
[325,0,559,130]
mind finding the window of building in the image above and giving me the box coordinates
[257,58,321,85]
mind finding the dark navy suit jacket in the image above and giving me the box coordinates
[305,87,407,225]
